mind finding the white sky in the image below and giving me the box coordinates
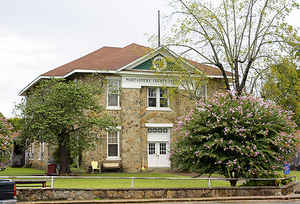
[0,1,299,118]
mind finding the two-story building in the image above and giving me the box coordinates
[20,43,230,172]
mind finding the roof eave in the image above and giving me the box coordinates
[19,69,231,96]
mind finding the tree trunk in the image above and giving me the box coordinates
[58,141,71,175]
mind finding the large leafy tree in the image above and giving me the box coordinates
[18,78,117,174]
[171,92,297,186]
[261,61,300,128]
[0,113,13,165]
[7,117,24,133]
[166,0,299,95]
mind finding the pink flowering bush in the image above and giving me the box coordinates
[0,114,12,164]
[171,92,297,186]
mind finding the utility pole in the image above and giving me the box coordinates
[158,10,161,47]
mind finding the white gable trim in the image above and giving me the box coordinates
[19,75,63,96]
[19,69,231,96]
[117,46,167,72]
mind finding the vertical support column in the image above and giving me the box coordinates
[51,176,54,188]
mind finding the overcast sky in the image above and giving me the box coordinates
[0,1,299,118]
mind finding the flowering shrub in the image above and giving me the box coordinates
[171,92,297,185]
[0,114,12,164]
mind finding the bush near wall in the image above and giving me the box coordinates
[171,92,297,186]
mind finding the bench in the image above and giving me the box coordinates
[102,161,122,171]
[14,180,47,188]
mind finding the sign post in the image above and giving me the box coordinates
[283,162,290,175]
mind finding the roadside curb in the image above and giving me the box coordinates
[16,194,300,204]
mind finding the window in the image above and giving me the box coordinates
[28,143,34,160]
[147,87,169,109]
[196,85,207,99]
[148,143,155,155]
[107,131,120,159]
[148,127,168,133]
[38,142,45,160]
[107,79,120,109]
[160,143,167,155]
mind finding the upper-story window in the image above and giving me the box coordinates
[147,87,170,110]
[107,79,121,110]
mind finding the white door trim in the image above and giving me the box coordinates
[145,123,173,128]
[147,126,171,168]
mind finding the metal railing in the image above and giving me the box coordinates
[0,176,296,188]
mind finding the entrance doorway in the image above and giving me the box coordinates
[147,127,170,168]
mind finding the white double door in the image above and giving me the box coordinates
[147,127,170,168]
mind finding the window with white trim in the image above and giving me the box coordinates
[38,142,45,160]
[147,87,169,108]
[107,79,120,108]
[107,131,120,159]
[28,143,34,160]
[196,84,207,99]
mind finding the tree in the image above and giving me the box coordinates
[17,78,117,174]
[171,92,297,186]
[7,117,24,133]
[0,113,12,165]
[154,56,209,102]
[261,60,300,128]
[166,0,299,95]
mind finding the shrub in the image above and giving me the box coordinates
[171,92,297,186]
[242,173,293,186]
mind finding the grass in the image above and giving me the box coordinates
[289,170,300,179]
[1,167,299,189]
[0,167,45,176]
[52,178,230,188]
[0,167,229,188]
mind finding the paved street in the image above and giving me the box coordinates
[17,200,300,204]
[145,200,300,204]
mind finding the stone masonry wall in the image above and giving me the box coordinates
[16,182,298,201]
[28,74,228,172]
[75,77,227,172]
[120,88,142,172]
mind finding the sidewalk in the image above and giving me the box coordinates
[17,194,300,204]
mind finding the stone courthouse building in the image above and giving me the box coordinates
[20,43,230,172]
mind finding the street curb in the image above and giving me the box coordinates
[16,195,300,204]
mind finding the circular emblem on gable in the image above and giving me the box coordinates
[152,56,167,71]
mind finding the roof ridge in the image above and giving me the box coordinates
[102,46,122,49]
[123,43,150,49]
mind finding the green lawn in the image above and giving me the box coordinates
[1,167,298,189]
[53,178,230,188]
[0,167,45,176]
[0,167,230,188]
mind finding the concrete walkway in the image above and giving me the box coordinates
[17,194,300,204]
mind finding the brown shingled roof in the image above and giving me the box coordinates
[187,60,232,76]
[41,43,228,77]
[42,43,151,77]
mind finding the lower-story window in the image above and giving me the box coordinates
[28,143,34,160]
[38,142,45,160]
[107,130,120,159]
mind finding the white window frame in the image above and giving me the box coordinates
[146,87,171,111]
[195,84,207,100]
[106,127,121,160]
[28,143,34,160]
[38,142,45,160]
[106,78,121,110]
